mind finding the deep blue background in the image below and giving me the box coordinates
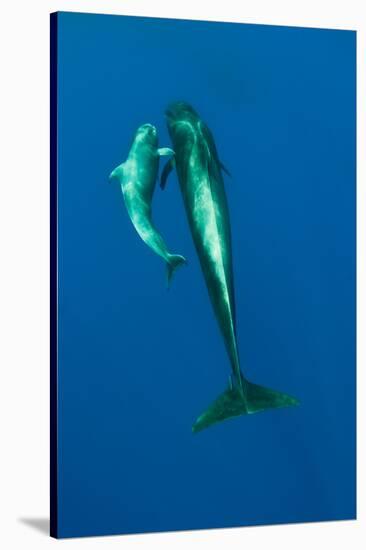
[56,12,356,538]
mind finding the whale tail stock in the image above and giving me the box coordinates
[192,378,299,433]
[166,254,187,287]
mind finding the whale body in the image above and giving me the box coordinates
[110,123,186,284]
[162,102,298,432]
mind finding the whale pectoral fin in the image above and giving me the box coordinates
[160,158,176,190]
[219,161,232,178]
[109,162,125,183]
[157,147,174,157]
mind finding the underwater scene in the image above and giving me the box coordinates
[54,12,356,538]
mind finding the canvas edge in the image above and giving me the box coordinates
[46,11,357,538]
[50,10,59,540]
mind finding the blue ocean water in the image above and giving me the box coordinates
[56,12,356,538]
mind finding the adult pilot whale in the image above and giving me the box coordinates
[110,123,186,284]
[161,102,298,432]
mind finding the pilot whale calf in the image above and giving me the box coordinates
[110,123,186,284]
[162,102,298,432]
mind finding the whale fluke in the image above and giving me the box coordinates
[166,254,187,287]
[192,381,299,433]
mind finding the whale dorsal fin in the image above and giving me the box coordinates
[200,122,232,179]
[219,161,232,178]
[160,157,176,190]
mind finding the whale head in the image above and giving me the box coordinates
[134,123,158,148]
[165,102,199,125]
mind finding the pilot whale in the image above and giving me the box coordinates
[161,102,298,432]
[110,123,186,284]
